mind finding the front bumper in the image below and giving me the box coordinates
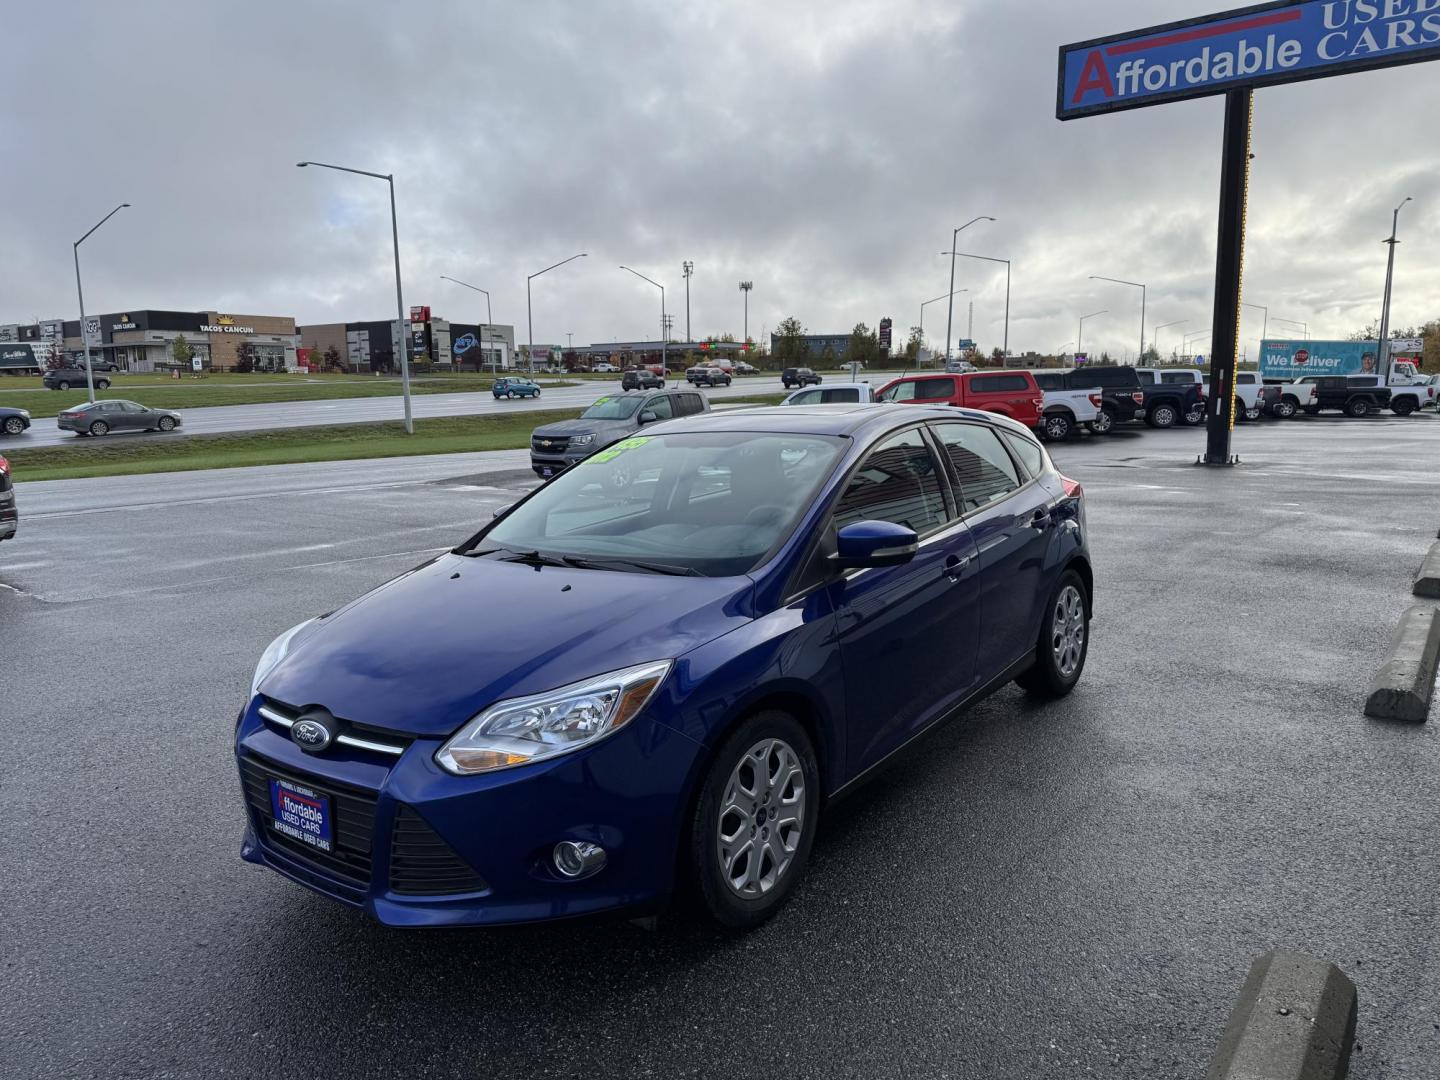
[235,698,704,927]
[529,449,591,478]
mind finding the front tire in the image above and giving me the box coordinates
[688,711,820,931]
[1015,570,1090,698]
[2,417,24,436]
[1392,399,1415,417]
[1147,402,1178,429]
[1274,397,1298,419]
[97,379,111,390]
[1345,398,1370,418]
[57,380,71,391]
[157,416,176,432]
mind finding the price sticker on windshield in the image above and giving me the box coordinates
[590,436,652,464]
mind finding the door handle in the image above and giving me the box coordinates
[944,554,972,580]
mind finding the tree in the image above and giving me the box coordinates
[1140,344,1160,364]
[323,344,343,372]
[773,317,809,365]
[1422,320,1440,373]
[843,323,881,368]
[904,326,924,361]
[172,334,195,371]
[233,340,256,374]
[990,347,1005,364]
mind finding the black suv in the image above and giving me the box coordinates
[782,367,822,389]
[1034,366,1145,433]
[43,367,112,391]
[621,369,665,391]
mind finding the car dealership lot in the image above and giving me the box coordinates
[3,417,1439,1078]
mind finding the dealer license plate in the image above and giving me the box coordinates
[268,777,333,853]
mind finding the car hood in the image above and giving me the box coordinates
[258,553,752,738]
[531,418,634,440]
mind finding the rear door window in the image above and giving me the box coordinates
[930,422,1022,512]
[832,428,949,535]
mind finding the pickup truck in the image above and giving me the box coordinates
[875,370,1044,430]
[1134,368,1207,428]
[780,382,874,405]
[1199,371,1268,422]
[1031,369,1134,436]
[1270,375,1391,418]
[1027,371,1103,440]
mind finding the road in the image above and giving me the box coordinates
[3,415,1439,1078]
[6,373,909,448]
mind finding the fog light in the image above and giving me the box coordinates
[553,841,607,879]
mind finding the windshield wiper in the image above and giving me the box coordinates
[465,546,569,567]
[558,555,703,577]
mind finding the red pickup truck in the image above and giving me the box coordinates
[875,371,1045,429]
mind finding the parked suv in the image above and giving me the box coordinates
[0,455,15,544]
[622,369,665,391]
[43,367,112,391]
[529,389,710,478]
[876,370,1045,430]
[782,367,822,389]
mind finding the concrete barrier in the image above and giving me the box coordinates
[1415,542,1440,598]
[1364,604,1440,723]
[1206,951,1357,1080]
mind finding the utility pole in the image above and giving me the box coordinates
[682,261,693,345]
[1377,196,1412,384]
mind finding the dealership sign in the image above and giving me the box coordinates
[1058,0,1440,119]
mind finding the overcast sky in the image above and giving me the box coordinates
[4,0,1436,361]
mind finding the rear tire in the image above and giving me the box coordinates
[1345,398,1370,418]
[1014,569,1090,699]
[1147,402,1178,429]
[1274,397,1298,419]
[89,420,109,436]
[3,417,24,436]
[1086,408,1115,436]
[687,711,820,931]
[1042,412,1074,441]
[57,380,71,391]
[97,379,111,390]
[1392,398,1415,417]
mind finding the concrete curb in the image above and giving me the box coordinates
[1415,541,1440,598]
[1206,951,1357,1080]
[1364,604,1440,723]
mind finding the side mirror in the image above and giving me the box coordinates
[831,520,919,570]
[492,504,513,520]
[638,410,658,424]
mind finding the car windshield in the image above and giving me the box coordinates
[581,396,643,420]
[472,431,847,576]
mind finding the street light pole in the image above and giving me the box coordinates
[1183,330,1212,360]
[739,282,753,348]
[1272,317,1307,340]
[942,216,994,361]
[682,261,693,345]
[944,251,1012,359]
[298,160,413,433]
[920,290,967,360]
[1077,310,1108,356]
[440,275,494,374]
[73,202,130,403]
[1090,275,1147,365]
[1377,196,1413,383]
[528,253,589,374]
[620,266,667,371]
[1152,319,1188,359]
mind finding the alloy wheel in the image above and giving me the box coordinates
[1090,410,1113,434]
[3,417,23,435]
[716,738,807,898]
[1051,585,1086,678]
[1045,415,1070,440]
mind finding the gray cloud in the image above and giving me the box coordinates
[3,0,1436,362]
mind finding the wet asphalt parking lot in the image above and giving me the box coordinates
[2,413,1439,1079]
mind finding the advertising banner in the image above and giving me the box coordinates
[1059,0,1440,120]
[1259,338,1380,379]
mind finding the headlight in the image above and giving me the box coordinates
[19,410,29,419]
[436,660,672,776]
[569,433,595,446]
[250,619,316,697]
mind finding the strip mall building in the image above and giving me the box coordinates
[0,311,301,372]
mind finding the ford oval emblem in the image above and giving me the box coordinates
[291,716,335,753]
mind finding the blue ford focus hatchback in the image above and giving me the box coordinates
[236,405,1091,929]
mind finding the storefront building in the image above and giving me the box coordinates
[300,316,515,373]
[2,311,301,372]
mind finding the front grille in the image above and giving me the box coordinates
[390,806,488,896]
[531,435,570,453]
[240,755,376,890]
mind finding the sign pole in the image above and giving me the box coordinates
[1204,88,1253,466]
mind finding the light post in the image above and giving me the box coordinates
[682,261,693,345]
[299,161,413,433]
[920,290,967,361]
[1240,303,1268,367]
[73,202,130,403]
[1090,275,1147,364]
[1377,196,1412,382]
[1272,317,1307,340]
[944,251,1011,359]
[1077,310,1108,356]
[620,266,667,372]
[528,253,588,374]
[739,281,753,348]
[1183,330,1212,360]
[439,275,494,375]
[1153,319,1188,360]
[1056,341,1076,362]
[942,217,994,361]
